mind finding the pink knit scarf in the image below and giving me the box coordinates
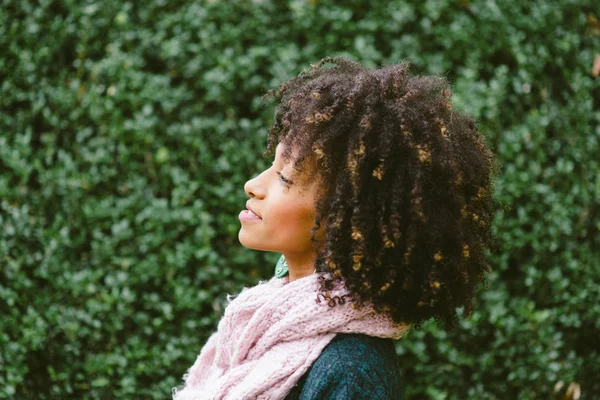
[172,272,411,400]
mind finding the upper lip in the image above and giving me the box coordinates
[246,202,262,218]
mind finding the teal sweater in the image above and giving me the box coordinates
[283,333,404,400]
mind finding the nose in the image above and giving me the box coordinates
[244,172,266,199]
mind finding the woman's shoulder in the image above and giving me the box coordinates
[285,333,403,400]
[324,332,398,356]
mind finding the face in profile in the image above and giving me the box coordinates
[239,143,323,257]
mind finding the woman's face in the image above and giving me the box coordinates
[239,143,322,255]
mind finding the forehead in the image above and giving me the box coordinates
[275,142,293,159]
[275,142,285,160]
[274,142,318,184]
[274,142,296,168]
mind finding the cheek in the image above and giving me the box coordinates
[268,201,314,236]
[269,202,309,227]
[295,204,317,237]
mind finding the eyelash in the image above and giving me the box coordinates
[277,172,291,184]
[271,160,291,185]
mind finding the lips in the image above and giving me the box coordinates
[245,202,261,218]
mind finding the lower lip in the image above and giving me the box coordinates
[239,209,262,221]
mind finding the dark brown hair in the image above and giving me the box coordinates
[263,56,499,333]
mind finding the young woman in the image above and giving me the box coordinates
[173,56,498,400]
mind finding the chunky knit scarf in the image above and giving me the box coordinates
[172,272,411,400]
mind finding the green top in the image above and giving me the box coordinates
[283,333,404,400]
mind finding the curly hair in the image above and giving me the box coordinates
[262,56,499,333]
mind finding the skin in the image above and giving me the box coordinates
[239,142,324,282]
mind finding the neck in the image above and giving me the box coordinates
[284,251,317,282]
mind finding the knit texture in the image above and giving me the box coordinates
[284,333,403,400]
[172,272,410,400]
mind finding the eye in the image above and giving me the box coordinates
[277,172,291,184]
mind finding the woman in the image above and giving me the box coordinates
[173,56,497,399]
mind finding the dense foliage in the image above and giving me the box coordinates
[1,0,598,399]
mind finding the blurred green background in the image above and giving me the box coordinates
[1,0,599,399]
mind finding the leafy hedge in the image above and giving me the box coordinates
[1,0,599,399]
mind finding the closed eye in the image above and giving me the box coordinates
[272,159,292,185]
[277,172,291,184]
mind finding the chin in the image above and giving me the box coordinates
[238,230,266,250]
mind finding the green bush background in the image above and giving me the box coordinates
[1,0,599,399]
